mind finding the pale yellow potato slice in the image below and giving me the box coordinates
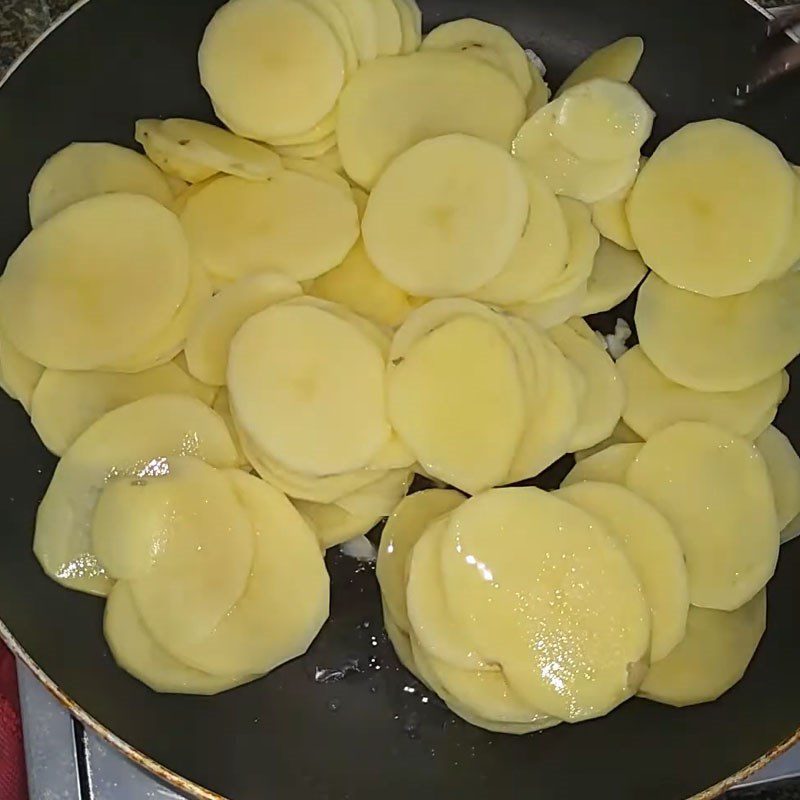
[592,193,636,250]
[363,134,529,296]
[639,591,766,707]
[388,315,525,494]
[212,388,247,467]
[384,602,418,674]
[229,303,390,476]
[617,346,784,440]
[549,320,625,452]
[338,51,526,188]
[377,488,465,631]
[471,167,569,306]
[393,0,421,53]
[511,281,588,329]
[272,133,338,159]
[281,156,350,194]
[171,352,217,405]
[135,118,282,183]
[31,363,215,455]
[562,442,644,486]
[198,0,345,141]
[422,18,533,96]
[262,109,337,148]
[105,583,251,695]
[440,488,650,721]
[768,178,800,278]
[557,36,644,96]
[314,146,345,176]
[557,481,689,662]
[0,332,43,413]
[335,468,412,517]
[635,271,800,392]
[185,271,301,386]
[627,120,795,297]
[756,426,800,537]
[526,61,551,116]
[33,395,239,596]
[370,0,402,54]
[181,172,358,282]
[298,0,359,75]
[580,237,647,315]
[627,422,779,611]
[329,0,378,62]
[0,194,189,370]
[28,142,173,227]
[295,501,378,548]
[575,420,642,461]
[169,175,219,215]
[154,469,329,676]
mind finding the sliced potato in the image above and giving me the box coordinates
[627,422,779,611]
[768,178,800,278]
[639,592,766,707]
[295,501,378,548]
[281,156,350,194]
[212,388,248,467]
[557,36,644,95]
[580,237,647,315]
[272,133,338,159]
[0,333,43,413]
[384,601,419,673]
[592,193,636,250]
[756,426,800,536]
[627,120,795,297]
[575,420,642,461]
[329,0,378,62]
[393,0,421,53]
[262,109,337,148]
[338,51,526,188]
[298,0,359,74]
[511,281,588,329]
[562,442,644,486]
[371,0,402,55]
[28,142,173,227]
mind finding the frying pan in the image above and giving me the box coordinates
[1,0,799,797]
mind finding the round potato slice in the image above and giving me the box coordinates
[557,36,644,96]
[363,134,529,296]
[627,120,795,297]
[627,422,779,611]
[440,488,650,721]
[262,109,337,148]
[198,0,345,142]
[557,481,689,662]
[0,194,190,370]
[28,142,173,227]
[755,426,800,537]
[297,0,359,74]
[388,315,526,494]
[580,237,647,315]
[337,51,526,189]
[185,271,301,386]
[180,172,359,282]
[639,591,766,707]
[562,442,644,487]
[635,271,800,392]
[371,0,402,55]
[393,0,421,53]
[33,394,239,596]
[0,333,43,413]
[229,303,390,476]
[31,363,215,455]
[135,118,282,183]
[617,346,784,440]
[329,0,378,62]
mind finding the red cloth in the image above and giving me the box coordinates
[0,640,28,800]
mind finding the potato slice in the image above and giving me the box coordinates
[617,346,784,440]
[575,421,642,461]
[635,271,800,392]
[185,271,301,386]
[281,156,350,194]
[627,120,795,297]
[377,488,465,631]
[262,109,337,148]
[755,426,800,537]
[557,36,644,95]
[338,51,526,188]
[298,0,359,74]
[511,281,588,329]
[363,134,529,296]
[329,0,378,62]
[295,501,377,548]
[272,133,338,159]
[393,0,421,53]
[370,0,402,55]
[639,592,766,707]
[388,315,525,494]
[33,395,239,596]
[154,469,329,676]
[440,488,650,721]
[627,422,779,610]
[0,194,189,370]
[562,442,644,486]
[229,303,390,476]
[557,482,689,662]
[549,320,625,452]
[422,18,533,96]
[198,0,345,142]
[0,333,43,413]
[212,388,248,467]
[592,194,636,250]
[580,237,647,315]
[105,583,251,695]
[768,177,800,278]
[135,118,281,183]
[28,142,173,227]
[384,601,418,674]
[31,363,215,455]
[180,172,358,282]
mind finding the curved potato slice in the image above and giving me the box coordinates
[0,333,43,413]
[592,194,636,250]
[557,36,644,96]
[575,420,642,462]
[511,281,588,329]
[211,388,247,468]
[393,0,421,53]
[580,237,647,315]
[384,602,418,674]
[639,592,766,707]
[768,177,800,278]
[562,442,644,487]
[371,0,402,55]
[627,422,779,611]
[262,109,337,148]
[28,142,173,227]
[755,426,800,537]
[281,156,350,195]
[272,133,338,159]
[298,0,359,75]
[329,0,378,62]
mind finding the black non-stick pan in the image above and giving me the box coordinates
[1,0,800,798]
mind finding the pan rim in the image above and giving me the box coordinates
[0,0,797,798]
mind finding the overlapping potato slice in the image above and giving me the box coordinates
[639,592,766,707]
[580,237,647,315]
[575,420,642,461]
[298,0,359,75]
[0,194,190,370]
[635,271,800,392]
[627,120,795,297]
[617,346,785,440]
[211,388,248,467]
[0,332,43,413]
[557,36,644,96]
[562,442,644,486]
[330,0,378,62]
[393,0,421,53]
[557,481,688,662]
[264,109,337,148]
[199,0,346,142]
[526,61,551,117]
[627,422,779,611]
[371,0,403,55]
[28,142,173,227]
[337,51,526,188]
[33,395,239,596]
[768,176,800,279]
[281,156,350,194]
[756,426,800,538]
[439,488,650,721]
[592,192,636,250]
